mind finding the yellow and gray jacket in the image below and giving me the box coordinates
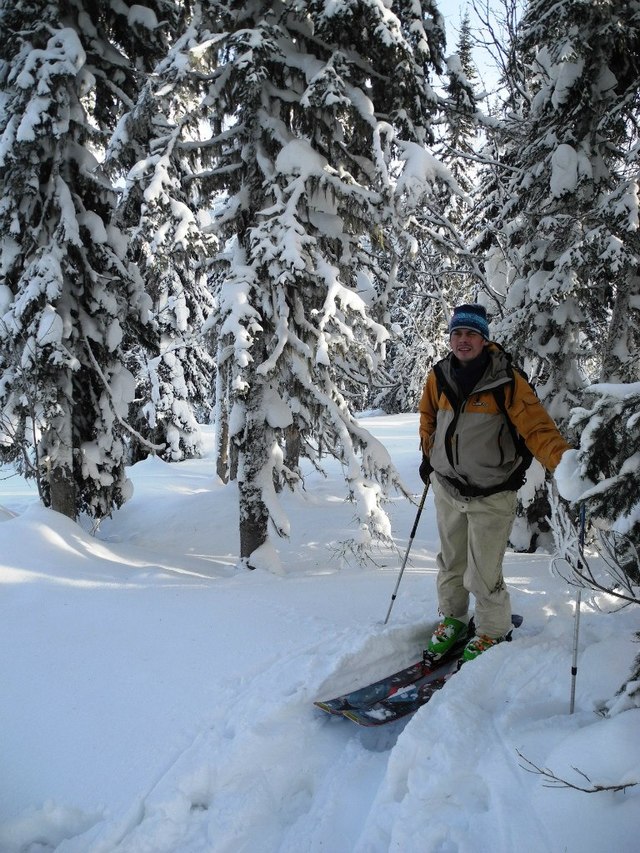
[418,344,571,498]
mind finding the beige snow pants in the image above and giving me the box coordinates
[431,476,517,639]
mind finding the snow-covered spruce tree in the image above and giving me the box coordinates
[0,2,152,519]
[378,8,488,415]
[549,382,640,712]
[108,79,217,463]
[77,4,214,465]
[493,0,640,413]
[374,254,453,415]
[482,0,640,546]
[454,0,552,550]
[568,382,640,550]
[462,0,538,322]
[375,166,484,414]
[172,1,450,566]
[442,10,480,213]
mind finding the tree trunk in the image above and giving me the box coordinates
[215,404,230,483]
[214,347,230,483]
[46,395,76,520]
[284,422,300,472]
[237,381,271,566]
[229,442,238,482]
[49,461,77,520]
[238,472,270,564]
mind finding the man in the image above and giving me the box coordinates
[418,304,571,662]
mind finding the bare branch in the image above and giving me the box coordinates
[517,750,638,794]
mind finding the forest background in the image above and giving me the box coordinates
[0,0,638,574]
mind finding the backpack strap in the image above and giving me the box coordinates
[432,361,462,471]
[433,362,458,410]
[493,381,520,450]
[494,372,534,486]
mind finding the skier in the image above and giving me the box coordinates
[418,304,571,662]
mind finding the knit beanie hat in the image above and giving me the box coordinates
[449,304,490,339]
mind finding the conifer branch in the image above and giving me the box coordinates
[83,339,166,454]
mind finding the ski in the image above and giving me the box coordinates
[315,614,523,722]
[342,613,524,727]
[342,668,453,726]
[314,624,472,716]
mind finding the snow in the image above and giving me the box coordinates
[396,140,467,206]
[550,143,578,197]
[78,211,109,244]
[553,448,596,503]
[275,139,328,180]
[127,5,159,30]
[36,304,64,346]
[0,414,638,853]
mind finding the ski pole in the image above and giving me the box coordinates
[569,503,586,714]
[384,482,429,625]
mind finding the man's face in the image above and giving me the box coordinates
[450,328,487,363]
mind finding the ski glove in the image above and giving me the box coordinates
[419,454,433,485]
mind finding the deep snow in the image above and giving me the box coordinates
[1,413,638,853]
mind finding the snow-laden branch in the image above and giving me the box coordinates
[286,350,410,551]
[83,339,166,453]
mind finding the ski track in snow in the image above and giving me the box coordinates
[44,615,561,852]
[3,563,639,853]
[56,615,407,853]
